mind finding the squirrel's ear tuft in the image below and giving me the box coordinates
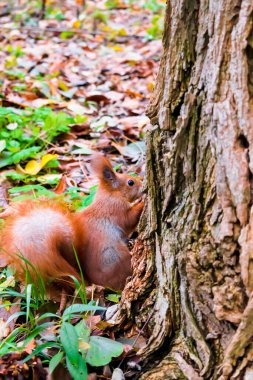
[90,153,117,186]
[103,166,115,181]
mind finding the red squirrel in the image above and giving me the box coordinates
[0,153,143,290]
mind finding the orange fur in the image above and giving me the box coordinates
[0,200,80,287]
[0,154,143,290]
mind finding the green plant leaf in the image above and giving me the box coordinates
[8,184,45,194]
[60,322,79,366]
[23,342,61,363]
[106,293,121,303]
[60,31,74,39]
[22,322,53,347]
[3,311,26,329]
[0,342,19,356]
[75,320,90,343]
[86,336,124,366]
[0,289,27,298]
[77,186,97,210]
[37,312,60,322]
[0,147,41,168]
[62,303,106,319]
[0,327,21,349]
[66,354,87,380]
[0,140,6,152]
[49,351,64,374]
[25,283,32,323]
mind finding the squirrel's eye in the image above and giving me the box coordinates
[128,179,135,186]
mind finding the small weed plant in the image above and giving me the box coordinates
[0,258,123,379]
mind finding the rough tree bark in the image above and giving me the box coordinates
[119,1,253,379]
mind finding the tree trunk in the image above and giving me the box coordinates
[120,1,253,379]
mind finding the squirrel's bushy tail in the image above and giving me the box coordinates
[0,199,81,287]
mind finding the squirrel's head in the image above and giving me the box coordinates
[90,153,143,203]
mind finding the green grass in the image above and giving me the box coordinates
[0,257,123,379]
[0,107,73,169]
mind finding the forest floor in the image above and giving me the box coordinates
[0,1,163,379]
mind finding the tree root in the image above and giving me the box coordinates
[218,294,253,379]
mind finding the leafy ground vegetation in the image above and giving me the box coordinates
[0,0,164,379]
